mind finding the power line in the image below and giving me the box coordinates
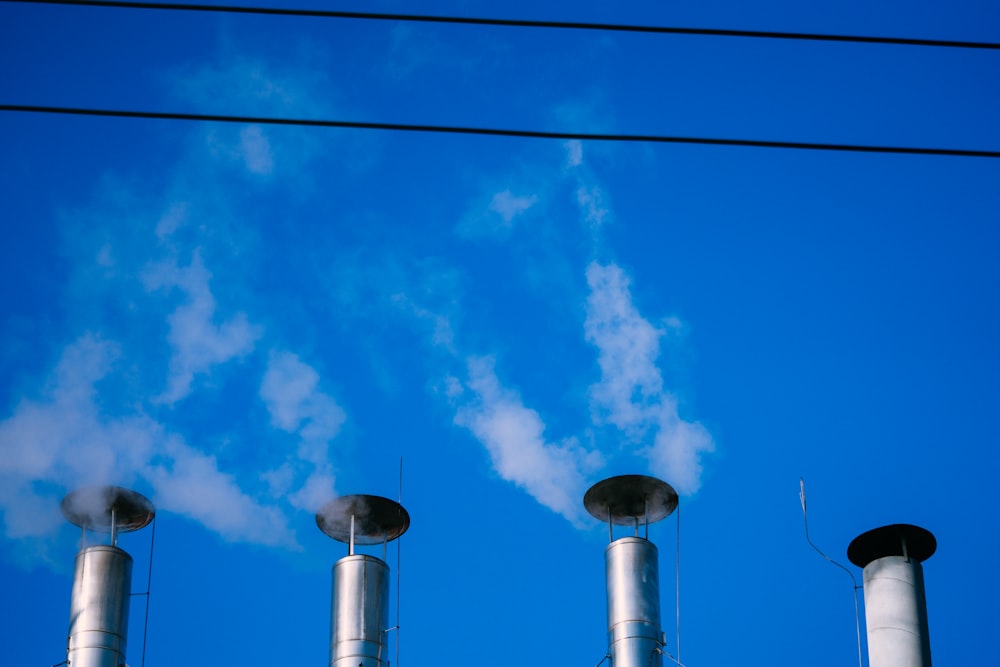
[4,0,1000,50]
[3,104,999,158]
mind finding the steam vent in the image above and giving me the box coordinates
[60,486,155,667]
[849,524,936,667]
[585,475,678,667]
[316,494,410,667]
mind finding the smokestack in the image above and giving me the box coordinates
[848,524,936,667]
[584,475,678,667]
[60,486,155,667]
[316,494,409,667]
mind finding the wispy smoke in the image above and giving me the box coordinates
[143,250,261,405]
[259,351,345,512]
[458,187,541,239]
[584,261,713,494]
[0,335,297,553]
[585,262,665,434]
[452,356,602,524]
[0,55,348,561]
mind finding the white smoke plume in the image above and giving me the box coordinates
[0,335,297,551]
[259,350,345,512]
[584,261,713,494]
[143,250,261,405]
[0,54,353,564]
[452,356,602,523]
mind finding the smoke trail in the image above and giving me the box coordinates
[584,262,714,494]
[0,335,297,552]
[452,356,603,524]
[259,350,345,512]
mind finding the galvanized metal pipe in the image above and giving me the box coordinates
[330,554,390,667]
[861,554,932,667]
[849,524,935,667]
[605,537,663,667]
[67,545,133,667]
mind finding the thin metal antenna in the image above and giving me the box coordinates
[799,478,864,667]
[396,456,403,667]
[675,500,681,666]
[140,517,156,667]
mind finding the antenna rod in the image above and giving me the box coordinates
[397,457,403,667]
[676,501,681,665]
[799,478,864,667]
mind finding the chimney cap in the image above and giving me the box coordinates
[61,486,155,533]
[584,475,678,526]
[847,523,936,568]
[316,494,410,544]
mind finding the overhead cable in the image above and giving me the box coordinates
[4,0,1000,50]
[2,104,999,158]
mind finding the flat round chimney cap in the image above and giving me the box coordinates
[316,494,410,544]
[584,475,678,525]
[847,523,936,567]
[61,486,155,533]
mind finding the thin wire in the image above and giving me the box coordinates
[675,501,681,665]
[396,456,403,667]
[4,0,1000,50]
[2,105,999,158]
[140,517,157,667]
[800,479,864,667]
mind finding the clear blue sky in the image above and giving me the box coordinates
[1,1,998,666]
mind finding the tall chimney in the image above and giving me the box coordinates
[584,475,678,667]
[60,486,155,667]
[848,524,936,667]
[316,494,409,667]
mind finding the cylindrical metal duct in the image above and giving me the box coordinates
[330,554,390,667]
[605,537,663,667]
[848,524,936,667]
[67,545,133,667]
[584,475,677,667]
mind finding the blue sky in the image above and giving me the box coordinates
[1,1,998,665]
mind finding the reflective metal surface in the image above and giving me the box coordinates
[316,495,410,545]
[67,545,132,667]
[330,554,390,667]
[61,486,155,534]
[605,537,663,667]
[848,524,936,567]
[861,555,932,667]
[849,524,935,667]
[584,475,678,526]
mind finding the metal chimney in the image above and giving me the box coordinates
[584,475,678,667]
[60,486,155,667]
[848,524,936,667]
[316,494,409,667]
